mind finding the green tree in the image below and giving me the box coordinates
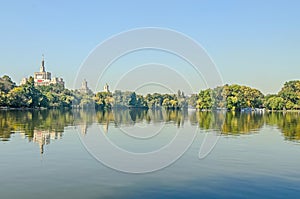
[0,91,6,106]
[128,92,137,106]
[197,89,213,110]
[7,77,48,108]
[212,86,226,109]
[94,91,113,110]
[0,75,16,93]
[278,80,300,110]
[188,94,198,108]
[145,93,164,109]
[37,84,75,108]
[264,95,284,110]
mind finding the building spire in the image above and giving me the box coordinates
[40,54,45,72]
[104,83,110,92]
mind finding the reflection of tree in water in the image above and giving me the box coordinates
[222,112,264,135]
[73,110,95,125]
[193,111,226,131]
[265,112,300,141]
[281,113,300,141]
[111,109,188,128]
[0,110,74,153]
[190,111,264,135]
[77,110,300,141]
[113,109,135,126]
[146,109,164,123]
[129,109,145,122]
[0,110,74,141]
[264,112,284,127]
[162,110,188,127]
[1,110,300,147]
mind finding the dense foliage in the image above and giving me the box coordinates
[0,76,78,109]
[0,75,299,111]
[278,80,300,109]
[195,84,264,111]
[194,81,300,111]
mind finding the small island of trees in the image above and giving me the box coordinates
[0,75,299,111]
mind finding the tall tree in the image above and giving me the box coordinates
[278,80,300,109]
[0,75,15,93]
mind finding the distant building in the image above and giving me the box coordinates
[79,79,92,94]
[21,55,65,87]
[77,81,109,94]
[104,83,110,92]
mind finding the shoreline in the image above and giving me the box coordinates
[1,106,300,113]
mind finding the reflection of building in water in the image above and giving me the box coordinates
[103,121,109,133]
[81,123,87,135]
[79,121,109,135]
[32,130,62,154]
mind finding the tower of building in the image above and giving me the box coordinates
[33,55,51,85]
[104,83,110,92]
[79,79,91,94]
[33,55,65,87]
[40,54,45,72]
[20,55,65,87]
[82,79,88,90]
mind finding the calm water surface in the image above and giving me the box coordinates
[0,110,300,199]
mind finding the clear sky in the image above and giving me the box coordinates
[1,0,299,94]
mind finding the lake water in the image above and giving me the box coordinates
[1,109,300,199]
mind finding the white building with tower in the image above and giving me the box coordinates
[21,55,65,87]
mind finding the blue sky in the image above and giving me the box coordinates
[0,0,299,94]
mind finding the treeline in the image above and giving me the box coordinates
[194,81,300,111]
[0,75,187,110]
[264,81,300,110]
[0,76,85,109]
[0,75,299,111]
[94,90,187,110]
